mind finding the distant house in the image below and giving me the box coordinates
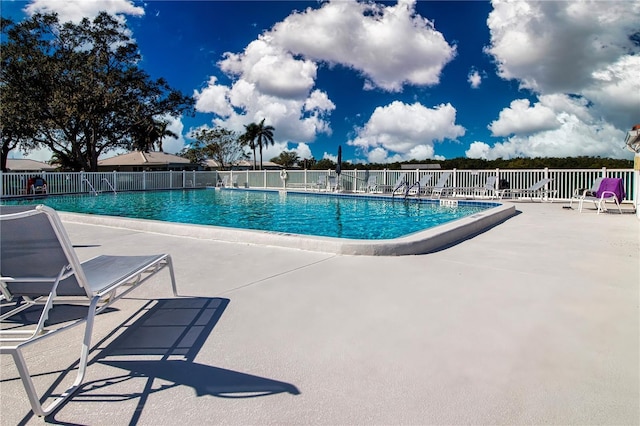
[400,164,442,170]
[5,159,57,172]
[98,151,198,172]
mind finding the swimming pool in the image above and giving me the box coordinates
[2,189,515,255]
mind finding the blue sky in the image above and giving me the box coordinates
[3,0,639,164]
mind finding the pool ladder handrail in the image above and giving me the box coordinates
[101,178,117,194]
[82,177,117,195]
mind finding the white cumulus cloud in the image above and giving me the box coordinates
[24,0,144,23]
[348,101,465,163]
[270,0,456,92]
[485,0,639,94]
[489,98,561,136]
[159,115,186,154]
[479,0,640,159]
[468,117,627,160]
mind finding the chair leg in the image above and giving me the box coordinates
[6,297,99,417]
[165,255,178,297]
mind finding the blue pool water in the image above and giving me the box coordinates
[2,189,497,240]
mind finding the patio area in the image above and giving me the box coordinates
[1,201,638,425]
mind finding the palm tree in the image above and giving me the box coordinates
[131,117,177,153]
[254,118,275,170]
[241,122,259,170]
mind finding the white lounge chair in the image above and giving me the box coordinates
[0,204,177,417]
[500,178,556,202]
[365,176,378,193]
[312,175,327,191]
[217,175,239,188]
[405,174,433,197]
[379,173,408,196]
[426,172,452,199]
[328,175,339,192]
[472,175,498,199]
[577,177,625,214]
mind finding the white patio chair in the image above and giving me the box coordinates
[0,204,177,417]
[577,177,625,214]
[500,178,556,202]
[569,177,603,208]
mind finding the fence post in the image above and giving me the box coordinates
[601,166,607,178]
[452,168,457,188]
[113,170,117,191]
[143,170,146,190]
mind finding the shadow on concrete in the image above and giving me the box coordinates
[39,297,299,425]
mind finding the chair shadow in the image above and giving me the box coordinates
[42,297,299,425]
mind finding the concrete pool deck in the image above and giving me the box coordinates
[1,201,638,425]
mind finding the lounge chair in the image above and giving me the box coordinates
[217,175,239,188]
[365,176,378,193]
[312,175,327,191]
[569,177,603,209]
[28,177,47,194]
[472,176,498,199]
[425,172,452,199]
[384,173,408,197]
[0,204,177,417]
[405,174,433,197]
[499,178,556,202]
[578,177,625,214]
[328,175,339,192]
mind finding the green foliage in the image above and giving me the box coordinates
[362,156,633,170]
[240,122,259,170]
[312,158,336,170]
[254,119,275,170]
[270,151,300,168]
[186,127,248,170]
[0,13,193,171]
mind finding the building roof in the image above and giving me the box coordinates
[5,158,57,172]
[400,163,442,170]
[98,151,191,166]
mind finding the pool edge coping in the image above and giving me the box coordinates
[58,202,516,256]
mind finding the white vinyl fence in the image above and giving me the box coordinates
[1,168,636,205]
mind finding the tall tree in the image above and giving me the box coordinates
[254,118,275,170]
[130,117,177,153]
[0,16,55,171]
[189,127,248,170]
[0,13,193,171]
[241,122,259,170]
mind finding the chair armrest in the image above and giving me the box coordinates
[598,191,618,200]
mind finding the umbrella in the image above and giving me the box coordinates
[335,145,342,176]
